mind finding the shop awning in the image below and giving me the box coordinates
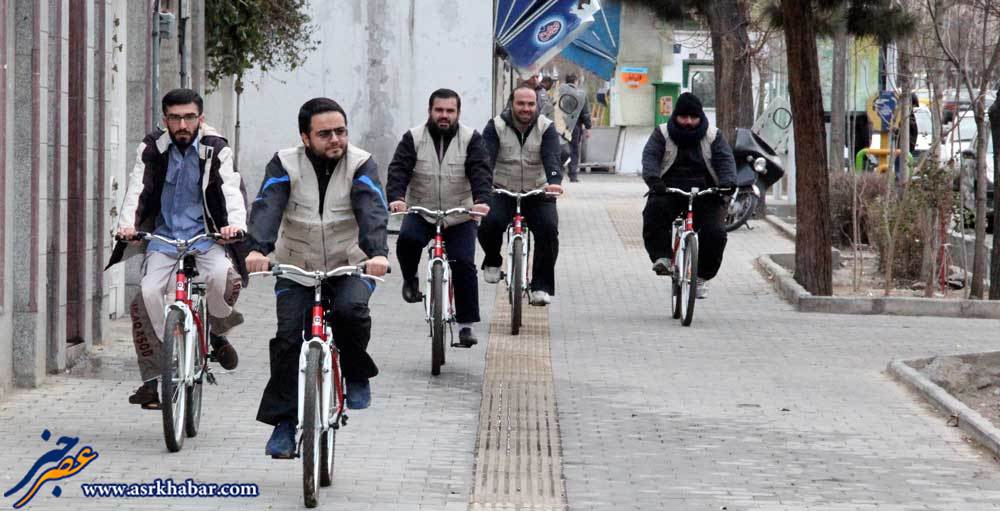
[559,0,620,80]
[494,0,601,77]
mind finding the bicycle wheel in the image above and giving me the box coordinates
[302,344,323,508]
[161,309,187,452]
[319,427,336,487]
[680,234,699,327]
[431,261,445,376]
[671,270,682,320]
[184,304,206,438]
[510,237,524,335]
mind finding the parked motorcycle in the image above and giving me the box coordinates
[725,127,786,231]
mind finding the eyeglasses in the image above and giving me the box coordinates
[166,113,200,124]
[314,127,348,140]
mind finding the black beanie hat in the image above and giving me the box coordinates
[673,92,704,118]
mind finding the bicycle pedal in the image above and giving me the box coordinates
[206,372,217,385]
[340,414,349,427]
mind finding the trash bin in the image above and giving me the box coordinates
[653,82,681,126]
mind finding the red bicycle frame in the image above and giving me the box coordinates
[309,291,344,413]
[174,268,207,358]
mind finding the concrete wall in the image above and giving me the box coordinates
[234,0,493,192]
[0,0,13,397]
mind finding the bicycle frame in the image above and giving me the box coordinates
[250,264,383,438]
[168,261,207,389]
[424,223,455,325]
[494,188,549,293]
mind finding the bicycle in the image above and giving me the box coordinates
[492,188,559,335]
[391,206,484,376]
[250,263,385,509]
[117,231,236,452]
[664,187,727,326]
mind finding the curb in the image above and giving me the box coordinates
[763,214,796,240]
[756,253,1000,319]
[887,359,1000,458]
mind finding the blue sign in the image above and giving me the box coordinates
[496,0,600,76]
[874,91,896,133]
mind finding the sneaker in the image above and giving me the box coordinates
[696,278,708,299]
[128,380,160,410]
[483,266,502,284]
[210,333,239,370]
[346,379,371,410]
[265,420,297,459]
[456,327,478,348]
[529,290,552,306]
[402,277,424,303]
[652,257,672,276]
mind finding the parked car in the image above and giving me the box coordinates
[941,111,978,165]
[942,89,996,125]
[913,106,933,155]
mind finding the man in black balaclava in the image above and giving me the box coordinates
[640,92,736,299]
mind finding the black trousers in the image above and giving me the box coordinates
[396,215,480,324]
[256,276,378,426]
[478,194,559,295]
[567,124,583,178]
[641,192,728,280]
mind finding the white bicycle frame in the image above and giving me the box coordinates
[392,206,482,327]
[493,188,549,293]
[251,264,384,438]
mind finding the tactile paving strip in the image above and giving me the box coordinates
[469,286,567,511]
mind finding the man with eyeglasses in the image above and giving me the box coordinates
[107,88,248,409]
[244,98,389,459]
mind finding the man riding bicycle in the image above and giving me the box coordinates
[480,85,564,306]
[245,98,389,459]
[641,92,736,299]
[106,88,247,409]
[386,89,492,347]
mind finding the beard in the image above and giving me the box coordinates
[169,126,199,150]
[428,118,459,138]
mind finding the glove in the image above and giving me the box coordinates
[645,178,667,195]
[719,186,737,197]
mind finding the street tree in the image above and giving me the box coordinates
[205,0,319,170]
[765,0,915,295]
[620,0,755,142]
[921,0,1000,299]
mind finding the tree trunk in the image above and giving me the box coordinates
[990,97,1000,298]
[971,101,989,298]
[829,28,848,173]
[703,0,754,143]
[781,0,833,295]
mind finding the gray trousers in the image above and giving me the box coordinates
[131,244,241,381]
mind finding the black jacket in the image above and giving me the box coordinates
[385,122,493,203]
[482,110,564,186]
[105,125,250,281]
[246,152,389,259]
[641,125,737,192]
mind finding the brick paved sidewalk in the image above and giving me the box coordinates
[551,175,1000,511]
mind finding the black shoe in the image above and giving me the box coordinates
[128,381,160,410]
[456,327,478,348]
[210,333,239,370]
[569,175,580,183]
[402,278,423,304]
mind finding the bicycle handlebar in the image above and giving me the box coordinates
[390,206,485,219]
[663,187,733,198]
[249,263,387,283]
[493,188,560,199]
[115,231,245,245]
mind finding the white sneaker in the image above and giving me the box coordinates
[529,290,551,306]
[483,266,502,284]
[696,278,708,299]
